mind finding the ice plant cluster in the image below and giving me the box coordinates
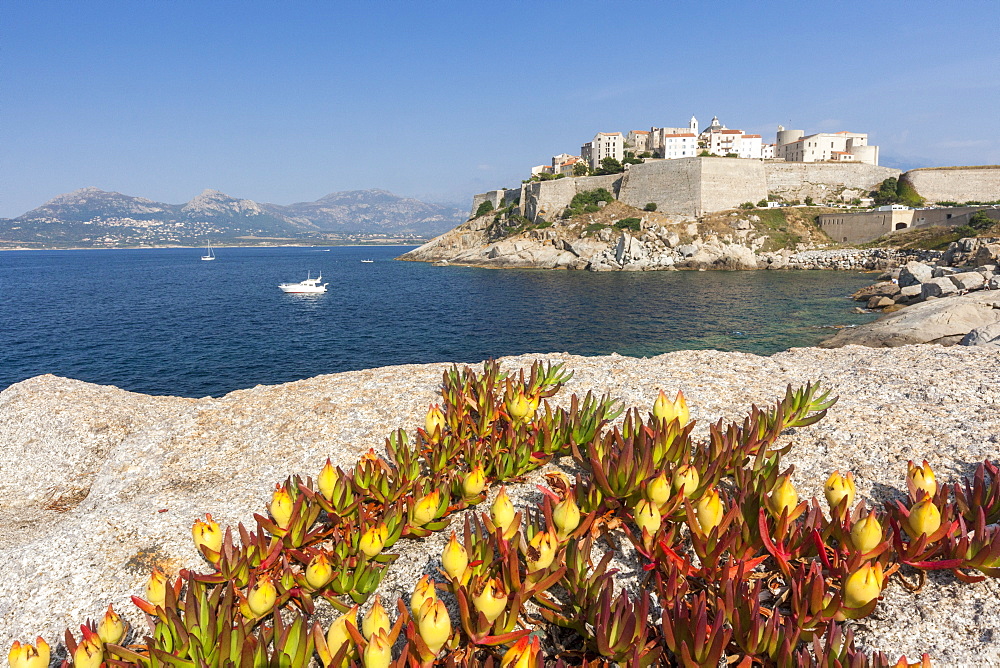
[10,360,1000,666]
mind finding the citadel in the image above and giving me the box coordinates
[532,115,879,178]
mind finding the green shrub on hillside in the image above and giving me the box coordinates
[474,200,494,217]
[872,177,924,207]
[614,217,641,231]
[644,202,657,212]
[564,188,615,218]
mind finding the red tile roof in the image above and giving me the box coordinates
[663,133,696,137]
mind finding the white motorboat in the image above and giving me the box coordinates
[361,259,374,263]
[278,272,328,294]
[201,240,216,261]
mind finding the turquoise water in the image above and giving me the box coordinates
[0,246,879,397]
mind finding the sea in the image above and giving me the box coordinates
[0,246,881,398]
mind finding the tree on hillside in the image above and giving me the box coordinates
[573,162,590,177]
[596,157,624,175]
[872,178,900,206]
[474,200,494,217]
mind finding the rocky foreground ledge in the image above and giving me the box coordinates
[2,348,1000,665]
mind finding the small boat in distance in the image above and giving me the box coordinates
[361,259,374,263]
[278,272,328,294]
[201,240,216,261]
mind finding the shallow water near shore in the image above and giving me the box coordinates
[0,246,881,397]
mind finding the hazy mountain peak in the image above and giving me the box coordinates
[182,189,264,217]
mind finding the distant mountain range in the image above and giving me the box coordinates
[0,187,467,247]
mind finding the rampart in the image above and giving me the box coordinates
[764,163,901,202]
[903,166,1000,204]
[472,161,936,223]
[521,174,622,221]
[819,206,1000,244]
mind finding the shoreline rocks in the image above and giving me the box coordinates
[3,349,1000,665]
[833,251,1000,347]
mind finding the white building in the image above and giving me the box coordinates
[582,132,624,169]
[660,133,698,159]
[651,116,698,156]
[774,127,879,165]
[698,116,764,158]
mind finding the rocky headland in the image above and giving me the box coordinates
[398,201,936,272]
[3,348,1000,665]
[824,238,1000,348]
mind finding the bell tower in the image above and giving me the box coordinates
[689,116,698,134]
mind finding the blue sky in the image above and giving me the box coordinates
[2,0,998,217]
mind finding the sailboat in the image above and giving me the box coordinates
[201,240,216,261]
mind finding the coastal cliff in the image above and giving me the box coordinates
[3,348,1000,664]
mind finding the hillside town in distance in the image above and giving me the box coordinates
[531,115,879,178]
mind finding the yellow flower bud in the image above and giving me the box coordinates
[472,579,508,624]
[97,604,125,645]
[318,458,338,502]
[671,465,700,498]
[824,471,856,513]
[363,630,393,668]
[506,392,533,422]
[270,485,294,530]
[425,405,445,443]
[145,568,168,609]
[462,465,487,498]
[850,512,884,554]
[305,553,334,589]
[413,490,442,527]
[674,391,690,426]
[633,499,661,536]
[247,575,277,617]
[192,513,223,559]
[74,635,103,668]
[8,638,49,668]
[645,471,671,507]
[526,530,557,572]
[362,596,391,641]
[652,390,677,422]
[766,476,799,519]
[326,607,359,660]
[908,460,937,499]
[695,488,725,534]
[416,598,451,656]
[410,575,437,616]
[552,495,581,539]
[491,487,516,534]
[442,532,469,580]
[906,497,942,540]
[359,524,388,559]
[501,636,540,668]
[843,563,884,609]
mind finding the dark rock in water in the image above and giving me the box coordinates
[867,296,895,309]
[852,281,900,301]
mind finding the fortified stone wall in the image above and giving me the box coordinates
[819,206,1000,244]
[699,158,767,213]
[470,188,520,218]
[903,167,1000,204]
[617,158,704,216]
[475,161,932,223]
[521,174,622,222]
[764,163,901,202]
